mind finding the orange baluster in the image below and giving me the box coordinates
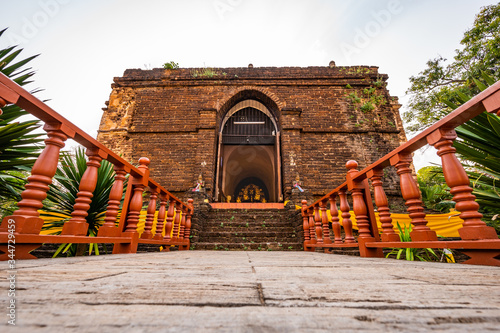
[184,198,194,240]
[124,184,145,233]
[164,197,175,241]
[314,204,323,244]
[62,148,104,235]
[347,160,383,258]
[308,208,316,244]
[123,158,149,233]
[98,165,127,237]
[368,168,399,242]
[179,205,187,240]
[141,187,158,239]
[1,123,68,234]
[154,193,168,240]
[482,91,500,117]
[428,128,497,240]
[390,153,437,241]
[346,161,371,239]
[338,189,355,243]
[329,195,342,244]
[172,202,182,241]
[301,200,312,250]
[320,199,331,244]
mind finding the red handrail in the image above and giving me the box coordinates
[0,72,194,259]
[302,81,500,266]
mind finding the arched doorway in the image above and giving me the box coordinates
[215,100,282,202]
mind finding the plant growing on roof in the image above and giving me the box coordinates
[0,28,44,217]
[163,61,179,70]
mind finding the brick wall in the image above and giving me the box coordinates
[98,65,406,202]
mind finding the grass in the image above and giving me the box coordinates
[385,222,440,261]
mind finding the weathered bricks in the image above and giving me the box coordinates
[98,65,406,202]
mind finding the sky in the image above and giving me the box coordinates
[1,0,498,171]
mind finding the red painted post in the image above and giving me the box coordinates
[124,184,145,233]
[367,168,399,242]
[185,198,193,240]
[346,160,383,257]
[428,128,498,240]
[141,187,158,239]
[390,153,437,241]
[346,161,372,239]
[172,202,181,241]
[62,148,104,235]
[164,197,175,241]
[320,199,331,244]
[98,165,127,237]
[482,90,500,117]
[338,189,355,243]
[154,193,168,240]
[181,198,194,250]
[179,205,187,241]
[308,208,316,244]
[1,123,68,234]
[314,204,323,244]
[123,157,150,234]
[329,195,343,244]
[301,200,313,251]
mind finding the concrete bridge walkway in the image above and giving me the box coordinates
[2,251,500,332]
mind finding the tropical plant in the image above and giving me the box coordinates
[0,27,44,217]
[404,4,500,132]
[417,166,455,212]
[439,72,500,233]
[40,147,122,256]
[385,222,440,261]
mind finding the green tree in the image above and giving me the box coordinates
[443,74,500,233]
[417,166,455,213]
[0,28,44,216]
[404,4,500,133]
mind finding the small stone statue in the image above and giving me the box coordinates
[192,174,205,192]
[293,173,304,192]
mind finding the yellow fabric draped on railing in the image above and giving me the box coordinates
[292,203,464,238]
[39,209,182,238]
[330,209,463,238]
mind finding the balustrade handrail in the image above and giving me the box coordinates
[301,80,500,266]
[0,72,188,210]
[0,72,193,260]
[304,80,500,211]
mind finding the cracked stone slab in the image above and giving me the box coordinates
[1,251,500,332]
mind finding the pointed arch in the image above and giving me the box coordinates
[214,88,283,202]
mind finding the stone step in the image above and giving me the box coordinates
[199,231,297,238]
[208,218,285,225]
[209,209,285,217]
[193,242,303,251]
[203,226,293,232]
[199,235,298,243]
[203,221,292,228]
[195,207,300,251]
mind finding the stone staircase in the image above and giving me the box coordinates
[193,206,303,251]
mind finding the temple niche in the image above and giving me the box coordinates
[98,64,407,204]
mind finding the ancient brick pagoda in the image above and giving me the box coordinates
[98,64,406,205]
[1,61,499,259]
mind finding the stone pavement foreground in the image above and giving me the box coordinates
[1,251,500,332]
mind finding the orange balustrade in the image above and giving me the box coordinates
[302,80,500,266]
[0,72,193,260]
